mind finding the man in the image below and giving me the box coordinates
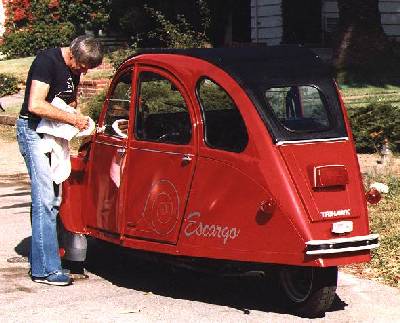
[16,35,103,286]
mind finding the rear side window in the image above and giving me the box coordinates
[265,86,331,132]
[197,79,248,152]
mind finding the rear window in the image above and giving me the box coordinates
[265,86,331,132]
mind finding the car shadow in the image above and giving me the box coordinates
[84,238,348,317]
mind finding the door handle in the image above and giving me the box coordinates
[181,154,192,165]
[117,147,126,155]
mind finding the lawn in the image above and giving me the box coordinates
[0,56,34,82]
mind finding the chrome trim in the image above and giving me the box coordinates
[277,137,349,146]
[305,234,379,255]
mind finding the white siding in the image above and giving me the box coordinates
[321,0,400,39]
[0,0,5,37]
[380,0,400,39]
[251,0,400,45]
[251,0,283,45]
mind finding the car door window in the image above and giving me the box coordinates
[197,78,248,152]
[135,71,191,145]
[103,69,132,138]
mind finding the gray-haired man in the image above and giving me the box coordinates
[16,35,103,286]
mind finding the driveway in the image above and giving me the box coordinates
[0,140,399,322]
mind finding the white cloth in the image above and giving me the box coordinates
[36,97,95,184]
[39,135,71,184]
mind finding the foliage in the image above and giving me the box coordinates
[85,89,107,123]
[347,102,400,153]
[0,73,19,97]
[1,22,75,58]
[145,6,210,48]
[58,0,111,34]
[1,0,111,59]
[107,44,138,70]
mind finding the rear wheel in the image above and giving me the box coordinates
[277,266,338,317]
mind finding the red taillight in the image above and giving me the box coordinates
[256,198,276,224]
[366,188,381,204]
[313,165,349,188]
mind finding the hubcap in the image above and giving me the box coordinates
[280,267,314,303]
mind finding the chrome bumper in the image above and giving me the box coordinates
[305,234,379,255]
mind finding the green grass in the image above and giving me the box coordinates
[2,105,21,117]
[0,56,34,82]
[340,85,400,109]
[344,173,400,288]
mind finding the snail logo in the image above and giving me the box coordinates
[142,179,180,235]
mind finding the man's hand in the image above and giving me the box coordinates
[74,114,89,131]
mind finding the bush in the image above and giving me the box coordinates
[146,6,210,48]
[0,73,19,97]
[85,89,107,123]
[347,102,400,153]
[107,45,138,70]
[1,22,75,58]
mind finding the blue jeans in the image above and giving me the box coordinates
[16,118,62,277]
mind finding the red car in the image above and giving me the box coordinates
[60,46,379,317]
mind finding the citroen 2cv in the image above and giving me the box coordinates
[60,46,379,317]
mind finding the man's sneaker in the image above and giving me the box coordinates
[32,272,72,286]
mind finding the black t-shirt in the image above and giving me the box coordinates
[19,48,80,120]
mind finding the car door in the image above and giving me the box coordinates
[122,67,197,244]
[85,68,132,235]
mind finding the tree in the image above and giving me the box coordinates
[333,0,396,83]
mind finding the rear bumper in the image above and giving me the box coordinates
[305,234,379,255]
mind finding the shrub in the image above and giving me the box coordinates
[107,44,138,70]
[0,73,19,97]
[1,0,110,59]
[85,89,107,123]
[347,102,400,153]
[1,22,75,58]
[145,6,210,48]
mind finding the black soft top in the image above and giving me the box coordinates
[131,45,331,86]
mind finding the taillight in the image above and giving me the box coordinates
[366,188,381,204]
[313,165,348,188]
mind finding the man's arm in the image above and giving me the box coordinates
[28,80,88,131]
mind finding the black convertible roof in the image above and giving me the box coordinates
[131,45,331,86]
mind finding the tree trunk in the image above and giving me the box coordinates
[333,0,390,71]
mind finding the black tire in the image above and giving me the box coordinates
[277,266,338,318]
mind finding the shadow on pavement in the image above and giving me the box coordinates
[84,238,348,317]
[14,237,31,258]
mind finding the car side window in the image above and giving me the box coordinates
[135,71,191,145]
[197,78,248,152]
[103,69,132,138]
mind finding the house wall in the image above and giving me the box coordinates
[0,0,5,37]
[252,0,400,45]
[380,0,400,40]
[251,0,283,45]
